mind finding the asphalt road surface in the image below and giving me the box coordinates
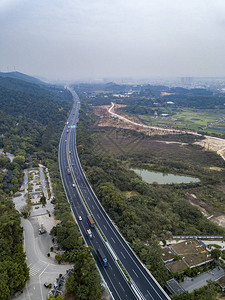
[15,218,73,300]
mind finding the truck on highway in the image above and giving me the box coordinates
[67,166,71,175]
[87,215,95,227]
[97,248,108,267]
[87,229,93,239]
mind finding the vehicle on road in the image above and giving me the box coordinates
[44,282,50,288]
[97,248,108,267]
[78,216,82,221]
[35,206,39,209]
[72,183,75,187]
[87,229,93,239]
[67,166,71,175]
[87,215,95,227]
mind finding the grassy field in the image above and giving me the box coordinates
[93,127,225,169]
[138,108,225,135]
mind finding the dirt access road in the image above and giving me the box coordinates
[104,102,225,160]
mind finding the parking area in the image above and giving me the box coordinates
[12,166,73,300]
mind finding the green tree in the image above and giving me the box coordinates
[13,155,25,165]
[66,247,102,300]
[40,195,47,206]
[20,204,30,218]
[55,254,63,263]
[211,248,221,260]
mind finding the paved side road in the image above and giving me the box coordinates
[14,218,73,300]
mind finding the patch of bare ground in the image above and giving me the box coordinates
[209,166,224,171]
[216,185,225,194]
[155,140,187,146]
[195,136,225,160]
[101,286,113,300]
[211,215,225,228]
[94,105,183,136]
[125,191,141,198]
[94,105,142,131]
[186,193,225,229]
[186,193,215,217]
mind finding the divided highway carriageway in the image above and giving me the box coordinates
[58,88,170,300]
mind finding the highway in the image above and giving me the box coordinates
[58,98,138,300]
[59,88,170,300]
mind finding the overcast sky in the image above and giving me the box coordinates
[1,0,225,81]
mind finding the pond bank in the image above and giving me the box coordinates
[131,168,200,185]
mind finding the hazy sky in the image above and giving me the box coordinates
[1,0,225,81]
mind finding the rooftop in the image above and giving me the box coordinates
[166,278,185,296]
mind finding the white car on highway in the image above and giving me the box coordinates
[78,216,82,221]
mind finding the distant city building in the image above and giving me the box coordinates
[181,77,193,86]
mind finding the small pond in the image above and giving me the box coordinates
[131,168,200,184]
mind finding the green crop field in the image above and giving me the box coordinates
[138,108,225,135]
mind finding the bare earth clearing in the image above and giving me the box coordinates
[94,103,225,159]
[94,104,184,136]
[195,136,225,161]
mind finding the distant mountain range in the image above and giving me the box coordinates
[0,71,44,85]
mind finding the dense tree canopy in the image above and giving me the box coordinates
[0,196,29,299]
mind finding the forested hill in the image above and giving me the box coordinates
[0,76,72,156]
[0,77,72,125]
[0,71,43,85]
